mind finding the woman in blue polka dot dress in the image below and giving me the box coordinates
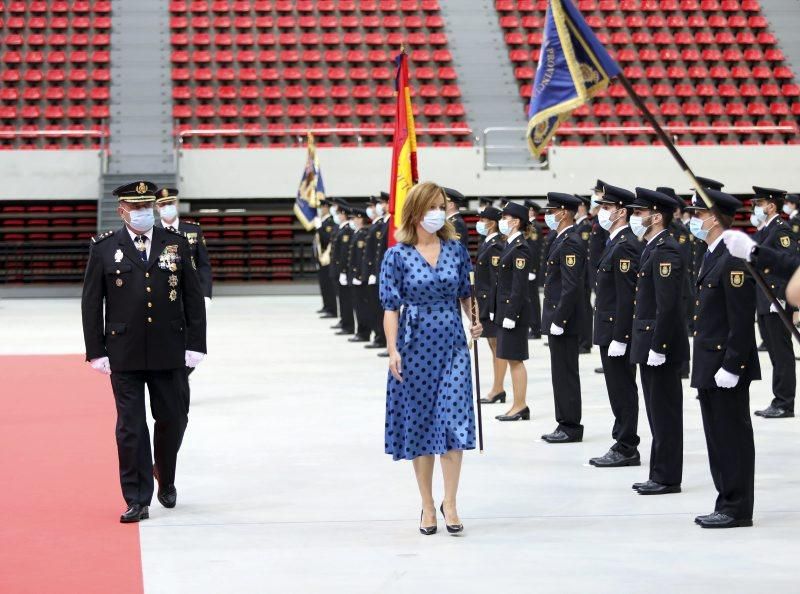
[380,181,483,535]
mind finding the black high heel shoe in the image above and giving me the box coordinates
[495,406,531,421]
[419,510,437,535]
[439,503,464,534]
[480,391,506,404]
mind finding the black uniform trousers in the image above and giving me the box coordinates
[370,284,386,344]
[338,284,354,332]
[760,313,796,412]
[549,334,583,439]
[579,292,593,351]
[640,362,683,486]
[318,264,337,315]
[698,382,755,520]
[600,347,640,455]
[353,283,371,338]
[528,280,541,336]
[110,368,189,506]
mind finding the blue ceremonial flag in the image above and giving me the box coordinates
[294,132,326,231]
[527,0,621,156]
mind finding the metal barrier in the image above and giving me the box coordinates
[0,129,110,172]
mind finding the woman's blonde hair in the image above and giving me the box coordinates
[394,181,456,245]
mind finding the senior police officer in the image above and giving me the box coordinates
[686,189,760,528]
[588,184,643,468]
[628,188,689,496]
[540,193,587,443]
[81,181,207,523]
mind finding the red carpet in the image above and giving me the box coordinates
[0,355,143,594]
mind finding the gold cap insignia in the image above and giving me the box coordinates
[780,235,791,248]
[730,271,744,287]
[619,259,630,273]
[136,182,147,195]
[565,254,576,267]
[515,257,526,270]
[491,256,499,267]
[659,262,672,277]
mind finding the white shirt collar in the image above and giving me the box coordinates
[339,220,349,229]
[766,213,780,226]
[485,232,499,243]
[609,224,627,241]
[506,231,522,243]
[707,235,724,253]
[161,217,179,229]
[557,224,574,237]
[647,229,667,245]
[576,215,587,224]
[127,226,153,242]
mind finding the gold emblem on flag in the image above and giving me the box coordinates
[515,257,526,270]
[730,271,744,288]
[491,256,499,267]
[659,262,672,277]
[619,259,630,273]
[580,63,600,84]
[780,235,791,248]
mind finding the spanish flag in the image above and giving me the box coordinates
[527,0,620,157]
[387,49,419,247]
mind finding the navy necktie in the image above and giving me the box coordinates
[135,235,148,262]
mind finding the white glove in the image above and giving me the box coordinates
[489,312,494,321]
[185,350,205,368]
[721,230,756,261]
[89,356,111,375]
[204,296,211,310]
[549,323,564,336]
[647,349,666,366]
[528,272,536,281]
[339,273,348,286]
[313,217,322,229]
[608,340,627,357]
[502,318,516,329]
[352,278,362,286]
[770,298,786,313]
[714,367,739,389]
[368,274,377,285]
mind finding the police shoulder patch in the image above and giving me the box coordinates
[565,254,576,267]
[91,230,114,243]
[730,270,744,288]
[780,235,791,248]
[659,262,672,277]
[491,255,500,267]
[581,231,590,240]
[619,259,631,273]
[515,257,526,269]
[357,240,365,248]
[342,235,349,243]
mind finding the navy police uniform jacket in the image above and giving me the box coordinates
[526,221,544,276]
[348,226,369,283]
[541,226,587,334]
[157,219,212,298]
[81,226,207,372]
[690,243,760,388]
[362,218,386,281]
[593,226,642,347]
[751,243,800,281]
[475,233,504,321]
[753,216,799,315]
[630,230,689,365]
[330,223,353,279]
[493,233,533,326]
[449,213,470,250]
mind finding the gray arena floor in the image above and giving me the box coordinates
[4,295,800,593]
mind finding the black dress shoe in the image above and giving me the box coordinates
[377,350,389,358]
[579,346,592,354]
[316,308,327,314]
[319,313,337,319]
[589,449,641,467]
[694,512,715,525]
[636,481,681,495]
[335,329,354,335]
[496,406,530,421]
[480,391,506,404]
[440,503,464,534]
[632,480,655,490]
[756,405,794,418]
[528,330,542,339]
[541,429,582,443]
[594,367,605,374]
[364,341,386,349]
[120,503,149,523]
[330,321,342,329]
[348,335,370,342]
[157,485,177,508]
[697,512,752,529]
[419,510,437,535]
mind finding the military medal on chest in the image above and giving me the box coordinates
[158,244,181,272]
[169,289,177,302]
[168,274,178,288]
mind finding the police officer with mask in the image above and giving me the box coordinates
[443,187,470,250]
[524,199,544,339]
[686,189,760,528]
[589,184,643,468]
[81,181,206,522]
[347,207,372,342]
[363,193,389,350]
[574,196,594,354]
[314,198,338,318]
[330,199,355,335]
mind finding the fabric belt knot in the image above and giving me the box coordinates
[399,300,458,346]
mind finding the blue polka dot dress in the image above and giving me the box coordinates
[379,239,476,461]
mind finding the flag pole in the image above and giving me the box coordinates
[616,71,800,344]
[469,271,484,452]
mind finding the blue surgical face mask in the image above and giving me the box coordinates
[498,218,514,236]
[544,213,559,231]
[750,213,760,228]
[421,209,446,233]
[689,216,708,241]
[597,207,617,231]
[330,205,339,216]
[783,203,794,216]
[629,215,647,238]
[334,213,344,225]
[375,203,386,217]
[125,207,155,233]
[476,221,489,236]
[753,205,767,223]
[159,204,178,221]
[366,206,375,220]
[348,220,357,230]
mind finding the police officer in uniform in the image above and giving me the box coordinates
[155,188,213,305]
[589,184,643,468]
[330,199,355,335]
[686,189,760,528]
[590,181,610,374]
[347,207,372,342]
[314,198,337,318]
[750,186,798,418]
[81,181,207,522]
[478,197,495,213]
[524,199,544,339]
[474,206,509,404]
[363,193,389,349]
[541,193,587,443]
[628,188,689,495]
[574,196,594,354]
[372,193,391,356]
[784,193,800,236]
[492,202,533,421]
[443,187,470,250]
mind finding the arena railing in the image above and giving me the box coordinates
[0,129,111,171]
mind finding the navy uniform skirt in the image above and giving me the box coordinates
[496,320,529,361]
[480,317,498,338]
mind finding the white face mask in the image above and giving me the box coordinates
[366,206,375,220]
[597,207,618,231]
[125,207,155,233]
[498,218,516,236]
[421,209,446,233]
[591,191,603,209]
[348,220,357,230]
[783,203,794,215]
[544,212,559,231]
[333,213,344,225]
[159,204,178,221]
[629,215,647,238]
[330,205,339,216]
[753,205,767,223]
[476,221,489,236]
[750,213,760,228]
[376,203,386,217]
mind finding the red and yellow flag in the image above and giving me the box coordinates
[387,50,418,247]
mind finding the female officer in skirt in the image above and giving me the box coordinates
[492,201,533,421]
[474,207,509,405]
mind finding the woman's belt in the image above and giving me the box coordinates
[399,300,459,346]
